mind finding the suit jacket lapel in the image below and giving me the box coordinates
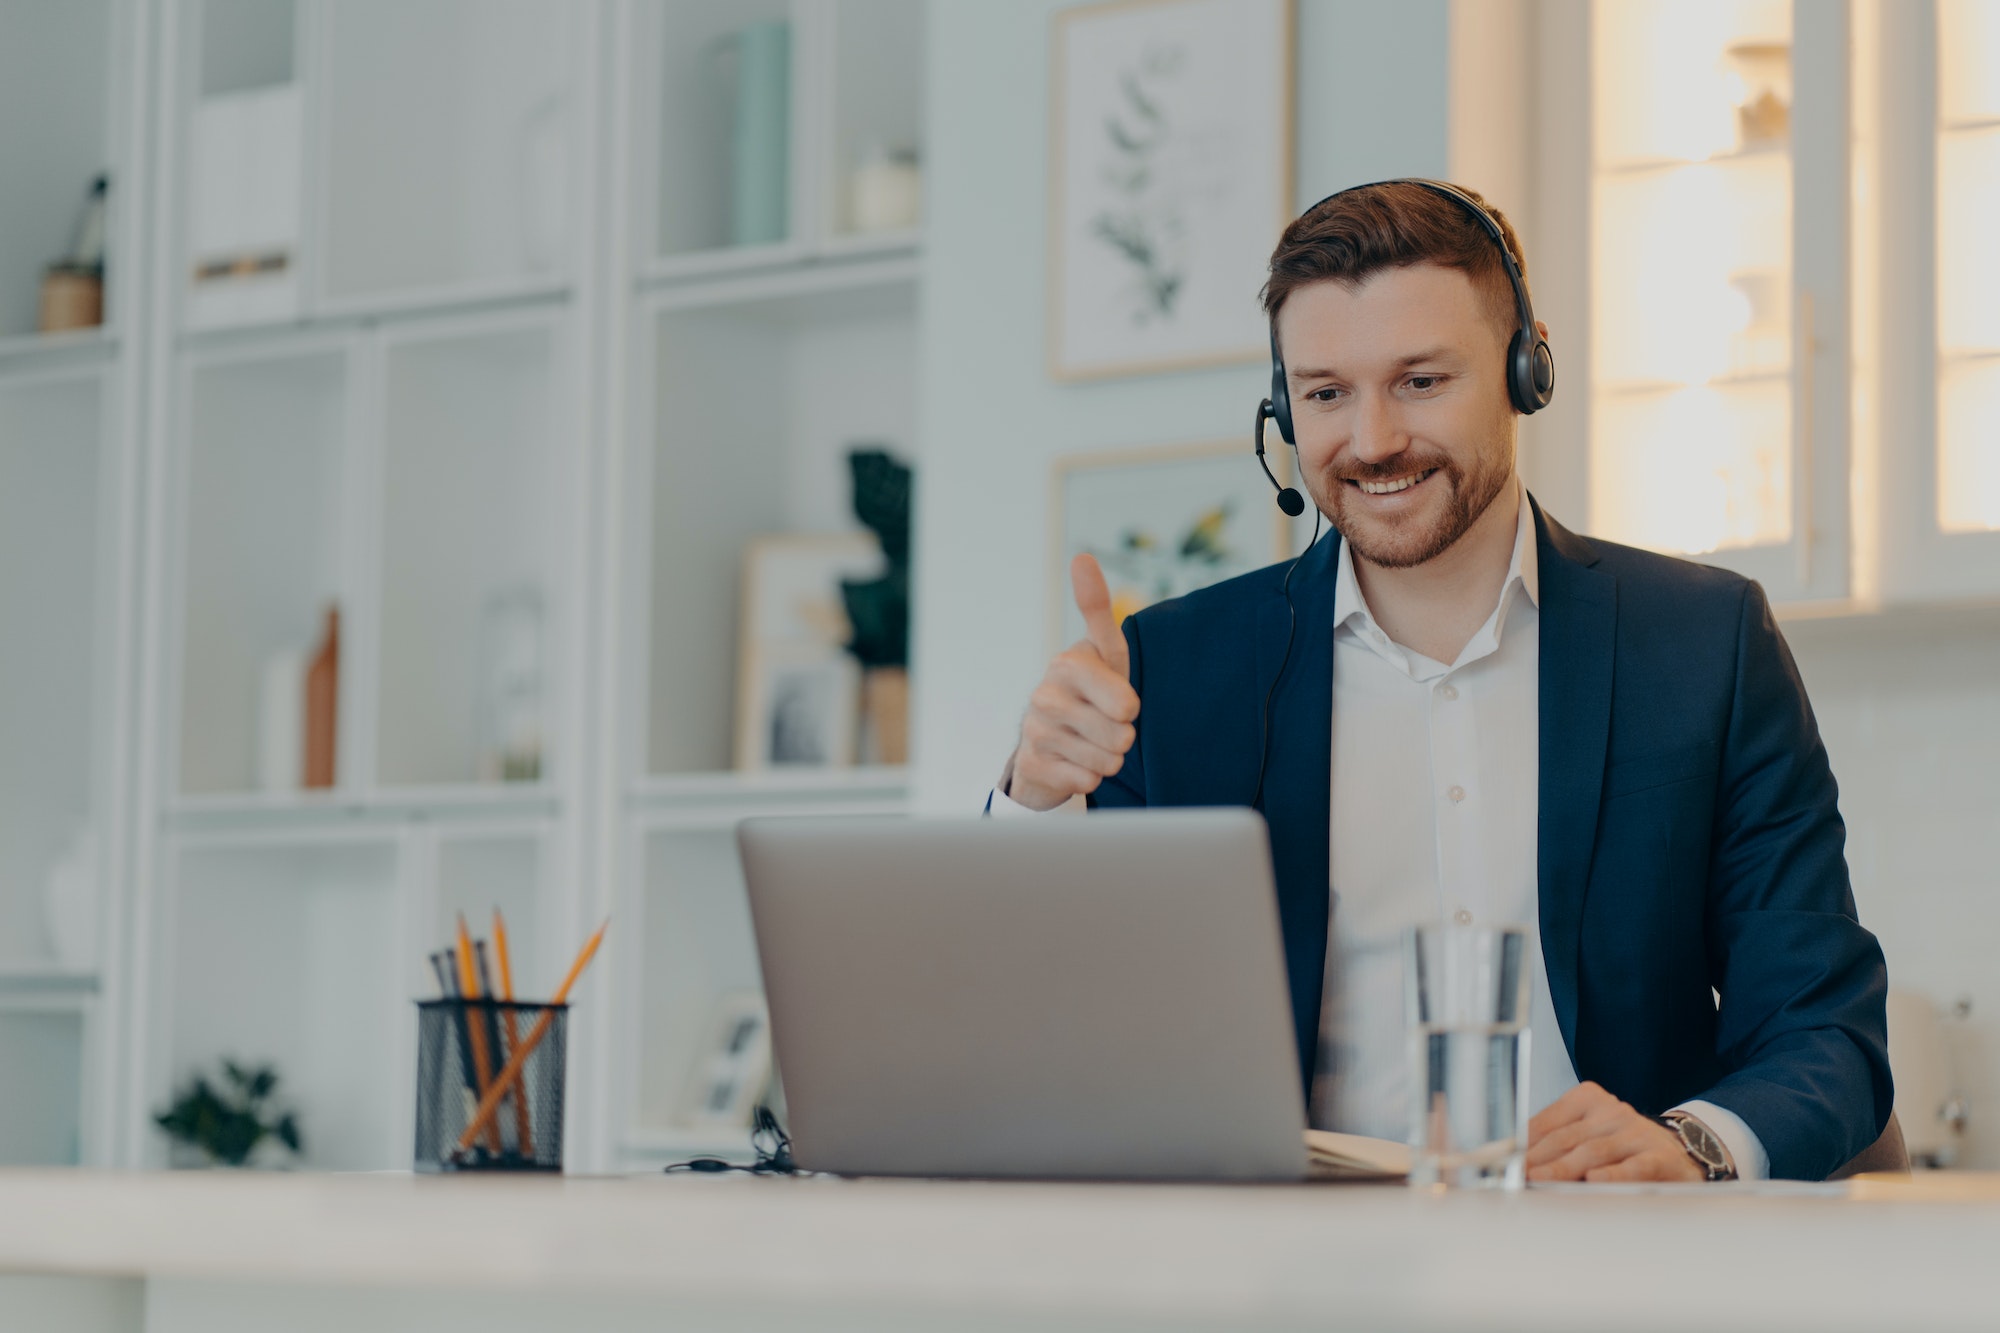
[1532,499,1617,1066]
[1255,528,1339,1095]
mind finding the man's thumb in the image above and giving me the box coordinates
[1070,553,1130,677]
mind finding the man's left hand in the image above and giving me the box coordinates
[1526,1082,1703,1183]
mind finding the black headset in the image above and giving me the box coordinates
[1254,178,1555,517]
[1248,179,1553,810]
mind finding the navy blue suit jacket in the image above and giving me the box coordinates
[1088,497,1892,1181]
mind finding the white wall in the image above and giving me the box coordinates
[911,0,1450,811]
[911,0,2000,1169]
[1786,613,2000,1167]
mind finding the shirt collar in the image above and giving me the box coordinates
[1332,477,1539,658]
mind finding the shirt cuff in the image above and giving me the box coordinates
[988,784,1086,816]
[1674,1099,1770,1181]
[986,755,1086,816]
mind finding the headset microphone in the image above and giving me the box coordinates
[1255,398,1305,516]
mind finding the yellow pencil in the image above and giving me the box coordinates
[455,913,504,1154]
[492,908,535,1157]
[454,919,607,1156]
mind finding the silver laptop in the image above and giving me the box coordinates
[738,808,1309,1180]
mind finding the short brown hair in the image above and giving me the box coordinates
[1261,181,1529,338]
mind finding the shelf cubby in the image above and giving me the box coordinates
[0,1008,86,1166]
[0,0,115,341]
[820,0,925,244]
[183,0,304,331]
[165,837,405,1170]
[642,278,917,776]
[0,370,107,967]
[375,316,565,790]
[177,345,350,797]
[649,0,795,263]
[640,0,926,275]
[633,827,765,1135]
[317,0,580,310]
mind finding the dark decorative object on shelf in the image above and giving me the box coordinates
[155,1060,303,1168]
[840,448,911,668]
[840,448,913,765]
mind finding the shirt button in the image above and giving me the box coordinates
[1439,684,1459,701]
[1447,785,1466,803]
[1454,908,1474,926]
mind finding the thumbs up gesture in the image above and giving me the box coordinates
[1006,554,1142,811]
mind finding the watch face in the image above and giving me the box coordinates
[1679,1119,1727,1171]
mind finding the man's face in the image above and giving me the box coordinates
[1275,264,1519,569]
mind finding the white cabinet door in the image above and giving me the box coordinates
[1877,0,2000,600]
[1536,0,1853,604]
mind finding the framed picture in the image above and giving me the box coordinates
[735,535,884,771]
[676,990,773,1131]
[1051,437,1295,650]
[1047,0,1295,381]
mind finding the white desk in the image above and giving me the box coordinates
[1,1170,1996,1332]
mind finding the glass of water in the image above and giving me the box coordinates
[1404,923,1531,1191]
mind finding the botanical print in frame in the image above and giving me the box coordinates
[1048,0,1295,381]
[1051,438,1294,651]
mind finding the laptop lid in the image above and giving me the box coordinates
[738,808,1308,1180]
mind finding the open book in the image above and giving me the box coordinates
[1304,1130,1411,1180]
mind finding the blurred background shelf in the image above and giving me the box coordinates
[0,328,120,372]
[164,785,561,840]
[0,964,102,999]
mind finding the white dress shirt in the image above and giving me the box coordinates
[994,482,1767,1178]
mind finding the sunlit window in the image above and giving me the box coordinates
[1938,0,2000,534]
[1589,0,1794,555]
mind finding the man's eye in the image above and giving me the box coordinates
[1308,387,1342,403]
[1407,375,1444,392]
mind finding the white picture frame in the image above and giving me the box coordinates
[676,990,773,1131]
[1047,0,1296,381]
[734,534,883,771]
[1051,437,1294,651]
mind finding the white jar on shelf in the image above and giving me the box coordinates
[848,143,921,234]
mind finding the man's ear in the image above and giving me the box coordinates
[1535,319,1550,343]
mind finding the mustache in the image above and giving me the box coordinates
[1328,455,1456,483]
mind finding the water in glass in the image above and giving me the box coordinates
[1404,923,1531,1190]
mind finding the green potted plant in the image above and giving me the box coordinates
[155,1060,303,1168]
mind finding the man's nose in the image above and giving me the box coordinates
[1347,391,1408,465]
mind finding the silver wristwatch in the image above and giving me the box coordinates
[1657,1109,1738,1181]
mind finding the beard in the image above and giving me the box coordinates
[1312,443,1512,570]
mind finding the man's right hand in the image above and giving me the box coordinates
[1005,554,1141,811]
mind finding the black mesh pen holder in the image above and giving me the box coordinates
[414,999,568,1173]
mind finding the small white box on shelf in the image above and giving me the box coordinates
[186,83,303,330]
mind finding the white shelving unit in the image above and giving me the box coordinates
[0,0,147,1169]
[123,0,606,1172]
[602,0,926,1165]
[5,0,927,1173]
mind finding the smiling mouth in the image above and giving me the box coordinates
[1348,468,1438,496]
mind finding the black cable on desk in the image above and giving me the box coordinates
[662,1106,797,1176]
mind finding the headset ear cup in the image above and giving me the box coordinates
[1507,329,1555,415]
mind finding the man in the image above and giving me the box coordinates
[993,181,1891,1183]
